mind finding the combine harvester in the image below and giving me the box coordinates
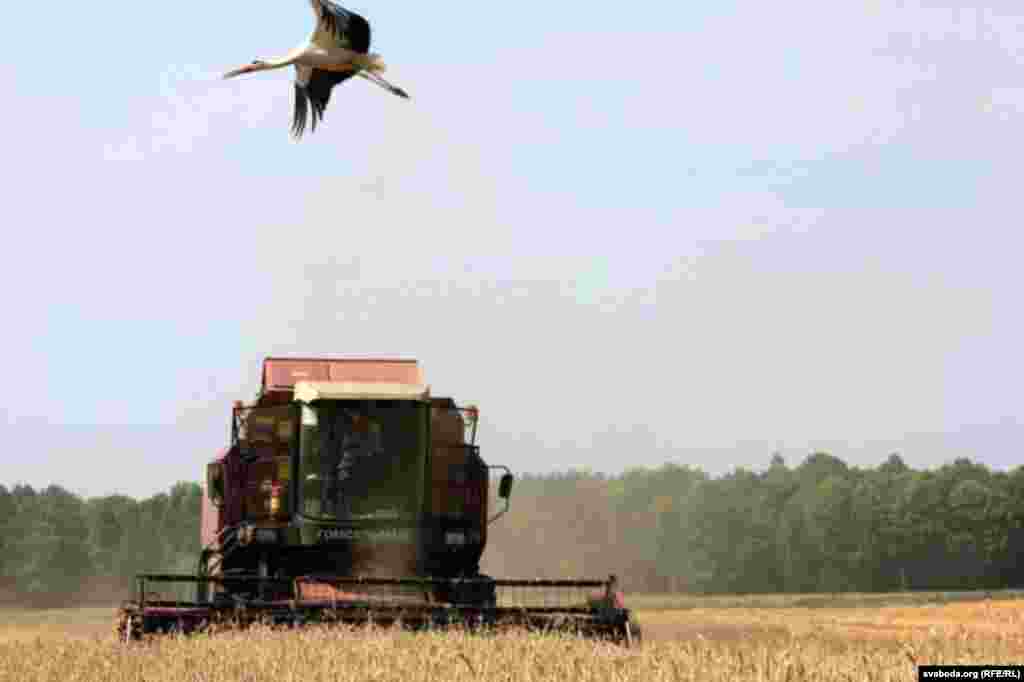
[116,357,640,645]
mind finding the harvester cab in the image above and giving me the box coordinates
[116,357,638,646]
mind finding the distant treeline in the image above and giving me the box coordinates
[0,482,201,606]
[484,453,1024,594]
[3,453,1024,603]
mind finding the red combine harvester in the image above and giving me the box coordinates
[116,357,640,645]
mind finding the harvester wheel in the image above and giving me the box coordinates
[116,610,143,644]
[625,615,643,648]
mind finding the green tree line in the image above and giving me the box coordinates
[483,453,1024,594]
[0,482,201,606]
[2,453,1023,603]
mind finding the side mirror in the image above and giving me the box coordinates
[498,473,514,500]
[487,467,514,524]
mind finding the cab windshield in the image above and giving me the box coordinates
[298,400,427,520]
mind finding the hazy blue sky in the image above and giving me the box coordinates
[4,1,1023,498]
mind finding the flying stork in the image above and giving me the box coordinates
[222,0,409,138]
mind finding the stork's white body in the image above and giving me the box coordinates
[301,46,363,70]
[251,45,375,72]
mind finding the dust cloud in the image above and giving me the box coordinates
[480,478,674,593]
[0,577,131,610]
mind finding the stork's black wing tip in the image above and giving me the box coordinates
[292,83,309,139]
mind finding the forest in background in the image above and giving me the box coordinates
[483,453,1024,593]
[2,452,1024,606]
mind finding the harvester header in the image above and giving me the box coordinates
[116,356,640,646]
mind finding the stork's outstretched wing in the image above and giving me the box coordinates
[308,0,371,52]
[292,2,405,138]
[292,66,353,138]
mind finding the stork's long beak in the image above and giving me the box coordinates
[222,63,259,80]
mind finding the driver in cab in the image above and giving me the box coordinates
[335,410,383,511]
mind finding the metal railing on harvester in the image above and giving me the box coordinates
[116,573,637,645]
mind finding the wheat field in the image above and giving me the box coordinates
[2,596,1024,681]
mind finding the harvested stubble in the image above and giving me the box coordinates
[1,622,1024,682]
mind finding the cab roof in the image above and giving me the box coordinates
[261,357,424,397]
